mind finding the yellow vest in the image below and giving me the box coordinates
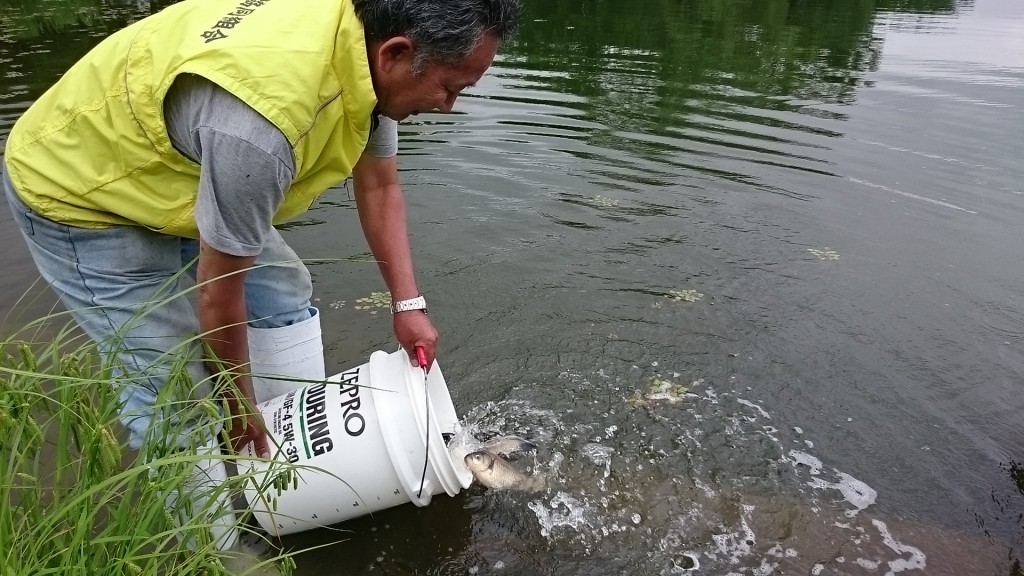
[4,0,377,236]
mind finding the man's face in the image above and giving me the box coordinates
[369,34,499,122]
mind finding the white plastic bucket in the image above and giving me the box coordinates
[239,349,473,536]
[248,307,325,404]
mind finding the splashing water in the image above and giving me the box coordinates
[454,369,938,575]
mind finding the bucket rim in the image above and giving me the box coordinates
[406,362,471,495]
[369,350,468,503]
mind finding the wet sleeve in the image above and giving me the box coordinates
[163,74,296,257]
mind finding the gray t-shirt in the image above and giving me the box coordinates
[163,74,397,256]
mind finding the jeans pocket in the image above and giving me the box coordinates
[17,209,36,236]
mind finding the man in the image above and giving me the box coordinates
[3,0,519,554]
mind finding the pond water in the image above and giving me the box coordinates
[1,0,1022,574]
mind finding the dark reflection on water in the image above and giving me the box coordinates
[2,0,1023,573]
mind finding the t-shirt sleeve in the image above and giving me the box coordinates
[163,74,296,257]
[365,114,398,158]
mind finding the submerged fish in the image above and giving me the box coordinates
[464,450,546,492]
[480,435,537,457]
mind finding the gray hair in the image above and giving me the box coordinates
[353,0,520,73]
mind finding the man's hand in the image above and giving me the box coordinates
[394,311,439,371]
[229,409,271,459]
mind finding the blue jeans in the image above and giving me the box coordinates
[3,166,313,449]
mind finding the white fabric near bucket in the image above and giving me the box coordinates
[248,307,326,404]
[239,349,473,536]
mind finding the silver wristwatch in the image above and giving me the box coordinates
[390,294,428,314]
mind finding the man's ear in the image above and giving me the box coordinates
[376,36,415,74]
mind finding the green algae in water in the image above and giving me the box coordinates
[627,377,692,406]
[353,291,392,314]
[648,377,689,398]
[667,289,703,302]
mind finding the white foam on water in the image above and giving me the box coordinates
[597,521,630,538]
[656,526,707,575]
[787,449,824,475]
[725,415,744,437]
[459,399,561,446]
[786,449,877,516]
[872,519,927,576]
[835,472,878,517]
[582,442,614,481]
[528,492,597,538]
[679,428,703,449]
[737,398,771,419]
[547,451,565,478]
[704,388,719,404]
[765,544,798,559]
[856,557,881,570]
[461,384,923,576]
[668,553,701,573]
[708,504,757,565]
[808,472,877,517]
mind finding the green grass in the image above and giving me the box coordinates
[0,313,302,575]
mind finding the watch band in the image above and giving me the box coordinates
[390,294,428,314]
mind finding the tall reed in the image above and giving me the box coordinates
[0,312,301,575]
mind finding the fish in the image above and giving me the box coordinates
[464,450,546,492]
[480,435,537,458]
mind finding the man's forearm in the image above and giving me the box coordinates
[351,153,439,367]
[198,296,254,406]
[354,181,421,301]
[196,241,258,410]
